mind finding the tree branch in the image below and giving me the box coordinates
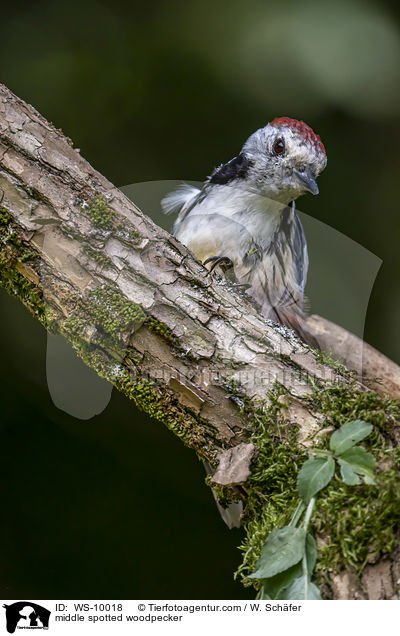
[0,83,398,599]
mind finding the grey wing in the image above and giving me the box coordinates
[257,207,316,345]
[269,205,309,306]
[235,204,313,343]
[239,205,308,312]
[292,211,309,295]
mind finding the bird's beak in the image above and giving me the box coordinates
[293,168,319,195]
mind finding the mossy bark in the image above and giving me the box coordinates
[0,82,399,599]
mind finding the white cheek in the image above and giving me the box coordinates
[297,148,313,165]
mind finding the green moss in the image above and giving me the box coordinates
[307,382,400,580]
[63,315,85,337]
[0,206,45,321]
[234,381,400,592]
[234,387,302,589]
[115,223,140,242]
[145,316,176,344]
[87,285,145,339]
[86,195,116,231]
[0,208,12,224]
[143,316,194,358]
[312,449,400,579]
[60,284,146,344]
[309,382,400,436]
[54,286,218,456]
[83,245,116,270]
[19,250,39,263]
[205,476,243,510]
[0,207,38,263]
[142,316,200,361]
[115,370,218,454]
[117,373,172,421]
[277,352,314,381]
[0,265,45,321]
[314,349,354,378]
[0,207,22,251]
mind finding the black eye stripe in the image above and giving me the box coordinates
[273,138,285,155]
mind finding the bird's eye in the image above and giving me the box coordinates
[273,138,285,155]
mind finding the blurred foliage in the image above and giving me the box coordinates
[0,0,399,598]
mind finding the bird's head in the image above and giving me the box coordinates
[241,117,327,203]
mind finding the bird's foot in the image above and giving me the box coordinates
[203,255,234,274]
[203,256,251,290]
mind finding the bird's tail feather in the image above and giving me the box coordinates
[161,183,200,215]
[275,306,320,349]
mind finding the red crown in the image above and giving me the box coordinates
[271,117,325,154]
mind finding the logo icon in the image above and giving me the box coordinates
[3,602,50,633]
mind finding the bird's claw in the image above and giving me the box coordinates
[203,255,234,274]
[203,256,250,289]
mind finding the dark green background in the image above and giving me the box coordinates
[1,0,399,599]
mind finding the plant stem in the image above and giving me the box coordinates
[302,552,309,599]
[289,500,305,527]
[303,497,315,532]
[301,497,315,599]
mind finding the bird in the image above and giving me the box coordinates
[162,117,327,346]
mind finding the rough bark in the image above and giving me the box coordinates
[0,83,398,599]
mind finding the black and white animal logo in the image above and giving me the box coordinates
[3,602,50,633]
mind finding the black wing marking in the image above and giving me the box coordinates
[169,154,252,232]
[208,153,252,185]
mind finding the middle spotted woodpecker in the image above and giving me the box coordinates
[162,117,327,346]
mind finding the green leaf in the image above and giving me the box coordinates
[340,446,376,470]
[259,589,272,600]
[260,534,317,599]
[304,533,318,574]
[260,562,302,599]
[249,526,306,579]
[338,460,361,485]
[330,420,373,455]
[337,446,376,485]
[283,576,322,600]
[297,456,335,503]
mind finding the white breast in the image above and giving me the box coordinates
[173,184,284,264]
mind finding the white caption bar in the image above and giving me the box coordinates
[1,599,398,636]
